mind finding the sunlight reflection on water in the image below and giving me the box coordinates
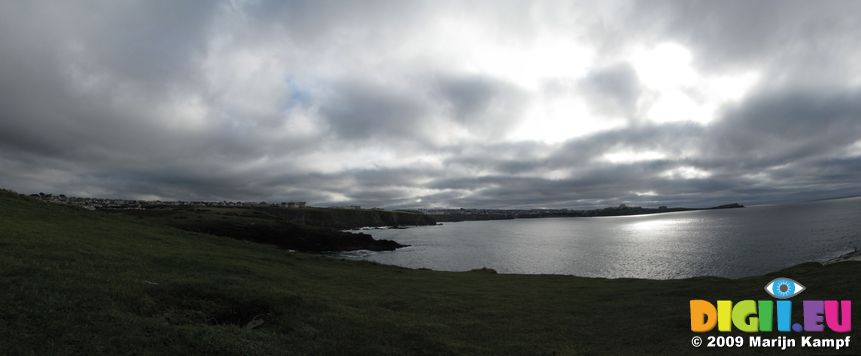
[344,198,861,279]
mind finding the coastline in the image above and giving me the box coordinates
[825,247,861,264]
[2,190,860,354]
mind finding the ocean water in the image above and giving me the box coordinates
[342,197,861,279]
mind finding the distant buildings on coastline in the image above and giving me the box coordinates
[414,208,572,216]
[28,192,308,211]
[412,203,743,221]
[27,192,393,212]
[283,201,306,208]
[415,204,665,216]
[26,192,740,217]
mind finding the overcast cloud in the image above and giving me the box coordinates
[1,0,860,208]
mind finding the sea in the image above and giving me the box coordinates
[342,197,861,279]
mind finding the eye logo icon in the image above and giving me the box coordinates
[764,277,805,299]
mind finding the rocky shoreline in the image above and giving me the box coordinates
[825,247,861,264]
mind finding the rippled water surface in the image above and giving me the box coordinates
[343,197,861,279]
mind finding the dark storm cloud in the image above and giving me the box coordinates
[707,87,861,167]
[319,79,434,142]
[433,74,529,136]
[1,0,860,208]
[578,63,640,118]
[317,73,529,143]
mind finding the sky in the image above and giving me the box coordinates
[1,0,861,209]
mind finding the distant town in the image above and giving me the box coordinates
[27,192,314,211]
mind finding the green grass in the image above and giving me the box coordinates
[0,189,859,355]
[108,204,435,230]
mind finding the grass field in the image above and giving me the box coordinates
[0,189,858,355]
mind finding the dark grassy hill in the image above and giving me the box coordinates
[104,206,410,252]
[111,205,436,229]
[101,205,435,252]
[254,206,437,229]
[0,189,858,355]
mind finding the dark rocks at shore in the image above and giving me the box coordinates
[469,267,498,274]
[338,232,407,251]
[173,220,407,252]
[825,247,861,264]
[709,203,745,209]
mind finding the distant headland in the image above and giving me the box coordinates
[413,203,745,222]
[25,191,744,225]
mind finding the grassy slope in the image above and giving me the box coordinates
[110,205,436,230]
[104,207,408,252]
[0,190,859,355]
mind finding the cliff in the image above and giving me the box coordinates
[255,206,437,229]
